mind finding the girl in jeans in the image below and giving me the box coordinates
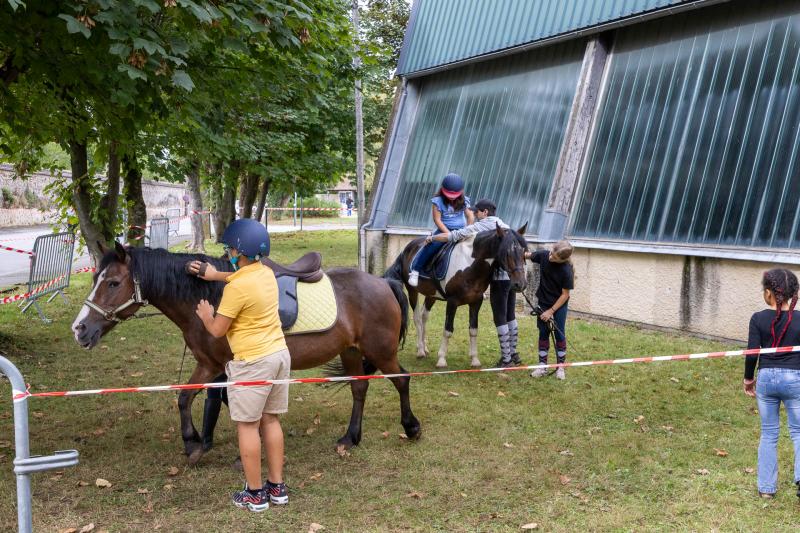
[743,268,800,499]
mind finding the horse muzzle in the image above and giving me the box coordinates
[72,320,102,349]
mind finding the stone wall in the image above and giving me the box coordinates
[0,164,186,227]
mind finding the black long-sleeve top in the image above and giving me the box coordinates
[745,309,800,380]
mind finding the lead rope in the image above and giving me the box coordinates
[520,289,585,370]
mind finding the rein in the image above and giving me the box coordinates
[83,277,152,323]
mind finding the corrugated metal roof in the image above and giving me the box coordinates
[397,0,710,75]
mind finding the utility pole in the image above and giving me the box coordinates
[352,0,366,271]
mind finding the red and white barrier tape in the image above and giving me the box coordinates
[0,267,95,305]
[265,207,345,211]
[0,244,34,256]
[11,345,798,402]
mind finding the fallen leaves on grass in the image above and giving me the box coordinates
[323,401,337,408]
[130,372,143,378]
[137,488,150,494]
[58,529,77,533]
[447,391,460,397]
[305,427,316,436]
[497,391,506,397]
[313,413,321,426]
[559,475,571,485]
[714,449,729,457]
[497,373,510,381]
[336,446,350,458]
[744,467,755,474]
[503,442,514,449]
[670,377,680,383]
[95,478,112,488]
[32,411,44,418]
[559,450,574,456]
[398,433,408,440]
[163,484,174,490]
[77,481,89,487]
[661,425,674,432]
[294,397,304,402]
[309,472,324,481]
[308,524,325,533]
[406,491,425,499]
[520,523,539,530]
[633,415,645,423]
[167,466,180,476]
[381,431,390,438]
[695,469,710,476]
[79,523,95,533]
[92,429,105,437]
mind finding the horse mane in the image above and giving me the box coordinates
[99,247,234,306]
[472,227,526,256]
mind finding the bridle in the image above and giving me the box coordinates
[83,276,149,323]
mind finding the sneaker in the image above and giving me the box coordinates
[408,270,419,287]
[555,367,566,380]
[759,492,775,499]
[232,486,269,512]
[530,367,547,378]
[267,481,289,505]
[510,352,522,366]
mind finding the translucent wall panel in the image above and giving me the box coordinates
[572,0,800,249]
[390,41,585,231]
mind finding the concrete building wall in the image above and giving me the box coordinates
[377,231,774,342]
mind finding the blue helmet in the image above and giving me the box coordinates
[440,173,465,199]
[221,219,270,258]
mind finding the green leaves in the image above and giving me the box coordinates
[171,70,194,92]
[57,14,91,38]
[118,64,147,81]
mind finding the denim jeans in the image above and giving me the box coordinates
[755,367,800,493]
[411,230,445,272]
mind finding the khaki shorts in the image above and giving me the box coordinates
[226,349,291,422]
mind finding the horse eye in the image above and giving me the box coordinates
[108,281,120,289]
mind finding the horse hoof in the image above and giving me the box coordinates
[405,424,422,441]
[416,353,427,359]
[187,447,204,466]
[435,360,447,369]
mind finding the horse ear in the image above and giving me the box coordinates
[114,241,128,263]
[517,222,528,236]
[495,222,505,237]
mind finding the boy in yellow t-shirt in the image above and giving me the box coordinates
[191,218,289,513]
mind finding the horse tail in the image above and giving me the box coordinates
[383,251,405,283]
[322,357,378,377]
[386,279,409,348]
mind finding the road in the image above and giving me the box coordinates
[0,220,355,289]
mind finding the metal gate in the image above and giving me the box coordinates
[149,216,169,250]
[165,208,181,236]
[20,232,75,323]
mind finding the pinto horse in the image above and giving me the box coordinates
[71,242,420,464]
[384,224,528,368]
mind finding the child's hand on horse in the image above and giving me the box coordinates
[195,299,214,321]
[187,260,216,280]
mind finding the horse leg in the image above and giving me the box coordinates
[179,364,216,466]
[436,301,457,368]
[423,297,435,356]
[468,300,482,368]
[376,360,421,441]
[337,348,370,452]
[410,290,427,358]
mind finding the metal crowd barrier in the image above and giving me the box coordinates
[1,354,79,533]
[165,208,181,236]
[20,232,75,323]
[149,216,169,250]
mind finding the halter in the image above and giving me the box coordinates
[83,276,148,323]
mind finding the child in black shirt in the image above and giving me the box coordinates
[743,268,800,500]
[526,240,574,380]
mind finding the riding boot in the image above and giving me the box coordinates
[507,319,521,365]
[202,397,223,451]
[495,324,512,367]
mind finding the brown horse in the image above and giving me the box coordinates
[384,224,528,368]
[71,242,420,464]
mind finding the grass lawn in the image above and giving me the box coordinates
[267,216,355,227]
[1,230,799,531]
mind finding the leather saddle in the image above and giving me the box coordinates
[263,252,323,329]
[421,241,457,281]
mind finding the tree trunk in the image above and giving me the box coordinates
[99,141,121,242]
[254,177,271,223]
[69,140,105,263]
[186,160,205,252]
[238,172,259,219]
[123,152,147,247]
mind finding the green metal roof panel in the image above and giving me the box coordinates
[398,0,701,75]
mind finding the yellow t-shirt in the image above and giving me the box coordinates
[217,262,288,362]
